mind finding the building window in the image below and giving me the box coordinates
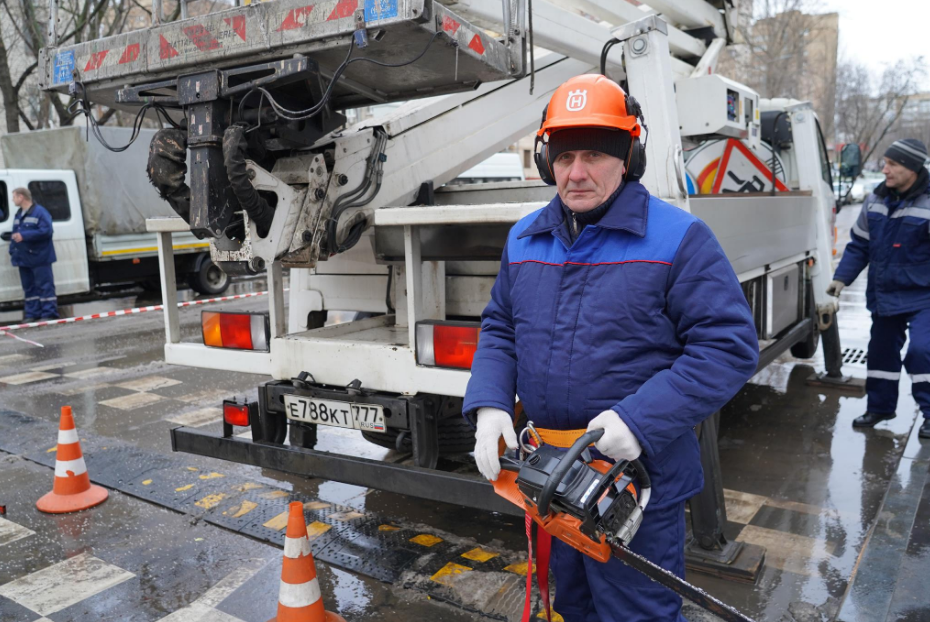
[28,181,71,222]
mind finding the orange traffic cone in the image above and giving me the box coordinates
[36,406,108,514]
[269,502,345,622]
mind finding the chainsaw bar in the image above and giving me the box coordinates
[609,541,757,622]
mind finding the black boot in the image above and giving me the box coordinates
[852,412,896,428]
[920,420,930,440]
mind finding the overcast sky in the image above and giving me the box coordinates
[820,0,930,90]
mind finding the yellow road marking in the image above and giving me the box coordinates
[198,472,224,480]
[263,512,290,531]
[378,525,400,532]
[175,484,195,492]
[47,446,57,453]
[430,562,472,586]
[736,525,835,577]
[331,511,365,521]
[504,561,535,576]
[303,501,330,510]
[186,467,199,472]
[195,494,228,509]
[234,482,263,492]
[461,547,499,563]
[225,500,258,518]
[142,479,153,486]
[410,534,443,547]
[307,522,332,539]
[260,491,289,499]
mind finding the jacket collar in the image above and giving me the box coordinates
[518,181,650,239]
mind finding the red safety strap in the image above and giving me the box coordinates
[537,523,552,622]
[523,513,553,622]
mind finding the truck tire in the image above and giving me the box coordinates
[189,258,230,295]
[361,416,474,455]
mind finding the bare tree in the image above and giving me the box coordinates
[0,0,236,134]
[717,0,839,138]
[834,57,927,166]
[0,0,146,133]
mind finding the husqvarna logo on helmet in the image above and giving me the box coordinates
[566,89,587,111]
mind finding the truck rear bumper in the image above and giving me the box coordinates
[169,425,520,516]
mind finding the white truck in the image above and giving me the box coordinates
[39,0,850,579]
[0,126,230,314]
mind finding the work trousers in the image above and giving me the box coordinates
[551,500,687,622]
[19,265,58,320]
[867,309,930,419]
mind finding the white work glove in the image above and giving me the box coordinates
[474,407,518,481]
[826,280,845,297]
[587,410,642,462]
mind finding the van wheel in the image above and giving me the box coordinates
[188,259,230,295]
[361,416,475,455]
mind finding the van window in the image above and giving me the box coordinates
[28,181,71,221]
[0,181,7,222]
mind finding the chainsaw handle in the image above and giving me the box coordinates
[536,429,604,518]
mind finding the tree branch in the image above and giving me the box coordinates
[18,108,35,131]
[13,62,37,94]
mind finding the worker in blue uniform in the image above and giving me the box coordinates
[829,139,930,439]
[463,75,760,622]
[8,187,59,321]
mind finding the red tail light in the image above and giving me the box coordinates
[223,400,251,427]
[202,311,269,351]
[416,321,480,369]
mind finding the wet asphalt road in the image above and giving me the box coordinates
[0,203,928,622]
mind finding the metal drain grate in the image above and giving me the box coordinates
[843,348,868,366]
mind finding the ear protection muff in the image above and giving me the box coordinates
[533,104,556,186]
[624,94,647,182]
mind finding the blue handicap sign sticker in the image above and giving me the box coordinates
[53,51,75,85]
[365,0,398,21]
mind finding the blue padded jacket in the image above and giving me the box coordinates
[463,181,759,509]
[10,204,56,268]
[834,172,930,316]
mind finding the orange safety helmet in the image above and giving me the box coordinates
[538,74,642,138]
[534,74,645,185]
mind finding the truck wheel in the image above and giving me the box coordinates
[361,416,474,455]
[188,259,230,295]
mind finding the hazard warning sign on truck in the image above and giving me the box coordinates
[684,138,789,195]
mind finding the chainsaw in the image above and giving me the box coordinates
[492,426,757,622]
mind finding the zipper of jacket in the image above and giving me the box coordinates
[571,212,578,238]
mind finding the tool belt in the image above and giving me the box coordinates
[534,427,587,448]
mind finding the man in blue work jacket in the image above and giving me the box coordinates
[8,187,59,321]
[463,74,760,622]
[828,139,930,439]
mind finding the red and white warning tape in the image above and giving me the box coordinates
[1,289,279,332]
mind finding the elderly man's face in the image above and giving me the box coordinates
[882,158,918,191]
[553,150,626,212]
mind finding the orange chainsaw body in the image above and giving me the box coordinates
[492,459,637,563]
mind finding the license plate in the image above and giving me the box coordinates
[284,395,386,433]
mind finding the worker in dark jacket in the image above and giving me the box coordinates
[8,187,58,321]
[463,75,760,622]
[829,139,930,438]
